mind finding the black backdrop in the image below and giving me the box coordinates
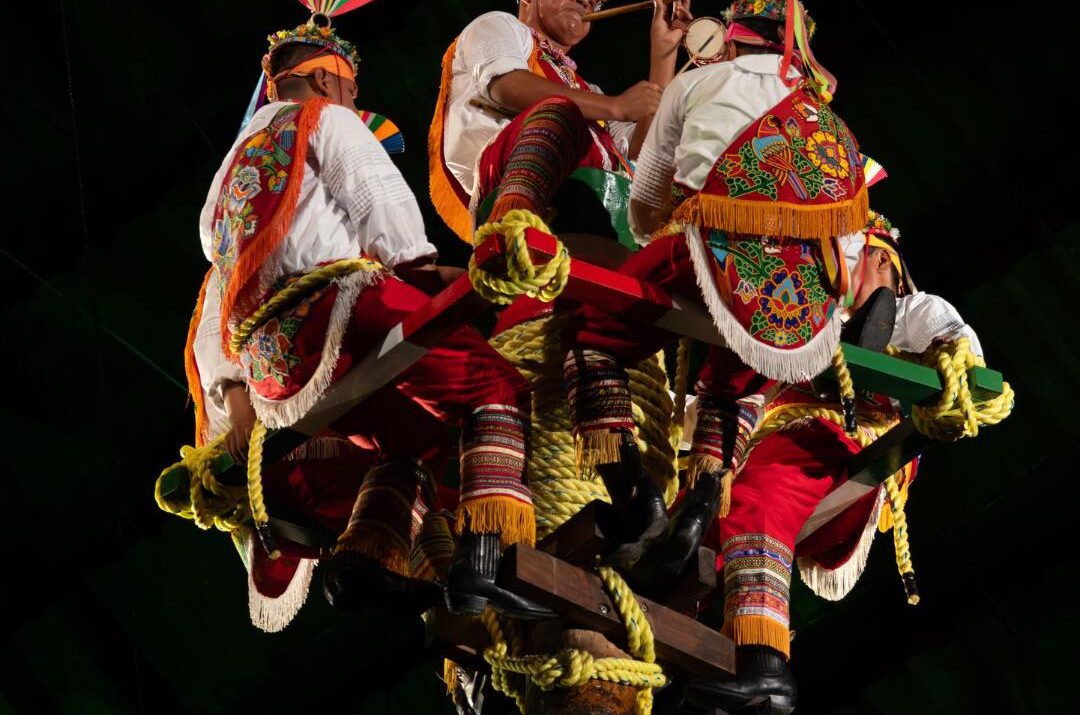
[3,1,1078,713]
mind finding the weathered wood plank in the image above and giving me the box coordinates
[501,544,735,679]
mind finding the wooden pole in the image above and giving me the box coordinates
[582,1,654,22]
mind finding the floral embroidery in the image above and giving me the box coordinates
[245,318,301,387]
[713,90,861,204]
[708,231,834,350]
[804,130,850,179]
[210,104,302,301]
[242,282,327,387]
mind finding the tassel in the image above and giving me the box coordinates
[723,615,791,659]
[427,39,474,243]
[575,429,625,471]
[670,187,868,242]
[183,268,215,446]
[455,497,537,549]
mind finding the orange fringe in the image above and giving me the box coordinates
[428,39,474,243]
[183,268,214,446]
[723,614,791,659]
[455,496,536,549]
[686,455,735,518]
[672,185,869,242]
[220,98,330,356]
[333,523,413,578]
[575,430,624,472]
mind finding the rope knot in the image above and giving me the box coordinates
[469,209,571,305]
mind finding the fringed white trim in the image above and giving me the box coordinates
[796,488,884,601]
[245,533,318,633]
[684,225,843,383]
[250,271,381,429]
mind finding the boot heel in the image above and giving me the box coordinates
[445,590,489,616]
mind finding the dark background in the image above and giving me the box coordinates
[3,1,1078,713]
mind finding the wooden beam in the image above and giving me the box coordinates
[424,605,492,671]
[537,501,612,567]
[666,547,718,615]
[501,544,735,679]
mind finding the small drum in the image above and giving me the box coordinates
[682,16,728,66]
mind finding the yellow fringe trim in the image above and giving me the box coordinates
[723,615,791,659]
[444,659,459,697]
[671,186,869,242]
[333,525,412,578]
[428,38,473,243]
[685,455,735,518]
[575,430,625,472]
[455,496,537,548]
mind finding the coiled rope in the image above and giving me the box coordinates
[480,566,666,715]
[469,209,571,305]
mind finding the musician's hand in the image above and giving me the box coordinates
[651,0,693,61]
[222,382,256,464]
[613,81,664,121]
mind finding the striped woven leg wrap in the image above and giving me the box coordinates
[409,511,457,582]
[721,533,794,659]
[457,404,535,547]
[688,394,760,515]
[489,97,588,222]
[564,348,635,468]
[334,459,432,577]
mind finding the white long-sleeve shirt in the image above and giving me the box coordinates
[630,54,800,240]
[891,292,983,358]
[199,101,436,271]
[442,11,634,196]
[195,101,436,403]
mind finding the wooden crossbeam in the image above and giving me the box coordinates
[162,231,1006,519]
[502,544,735,679]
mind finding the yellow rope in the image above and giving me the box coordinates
[669,337,692,453]
[229,257,384,356]
[753,338,1013,607]
[469,209,571,306]
[882,474,918,605]
[490,314,679,538]
[887,337,1015,441]
[154,434,249,534]
[154,420,275,557]
[480,566,666,715]
[832,345,857,434]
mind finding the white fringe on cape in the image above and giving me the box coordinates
[796,487,885,601]
[684,224,842,383]
[249,270,381,429]
[244,532,318,633]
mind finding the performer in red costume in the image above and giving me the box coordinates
[429,0,693,242]
[560,0,868,567]
[186,14,553,620]
[672,210,984,712]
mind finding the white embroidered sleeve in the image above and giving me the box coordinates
[630,76,686,212]
[317,105,437,268]
[458,12,534,106]
[893,292,984,358]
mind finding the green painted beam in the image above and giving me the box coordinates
[836,343,1004,406]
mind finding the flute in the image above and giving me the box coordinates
[582,1,654,22]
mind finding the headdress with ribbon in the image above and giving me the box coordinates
[722,0,836,102]
[240,1,376,131]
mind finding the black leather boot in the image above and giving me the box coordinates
[628,471,724,598]
[683,646,797,715]
[594,433,670,569]
[842,285,897,352]
[445,530,558,619]
[322,550,443,618]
